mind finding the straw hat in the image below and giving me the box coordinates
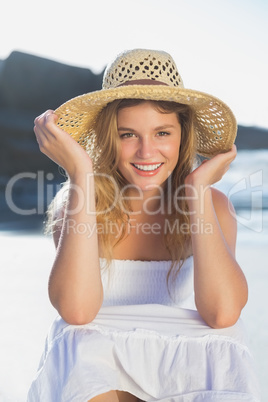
[55,49,237,158]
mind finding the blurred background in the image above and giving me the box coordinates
[0,0,267,400]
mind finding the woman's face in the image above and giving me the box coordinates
[117,102,181,192]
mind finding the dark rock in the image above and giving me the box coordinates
[0,50,103,113]
[0,51,104,178]
[236,125,268,150]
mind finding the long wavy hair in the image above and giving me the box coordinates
[46,99,197,281]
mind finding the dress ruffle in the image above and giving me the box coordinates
[27,305,260,401]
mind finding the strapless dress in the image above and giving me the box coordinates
[27,257,260,401]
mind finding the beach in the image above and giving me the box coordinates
[0,227,267,401]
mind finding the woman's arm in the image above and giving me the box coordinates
[185,145,248,328]
[34,111,103,325]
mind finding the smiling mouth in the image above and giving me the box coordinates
[131,163,163,172]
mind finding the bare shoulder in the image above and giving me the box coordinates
[211,186,235,213]
[210,187,237,254]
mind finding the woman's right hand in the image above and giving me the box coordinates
[34,110,93,178]
[36,111,103,324]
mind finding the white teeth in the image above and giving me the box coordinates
[133,163,162,171]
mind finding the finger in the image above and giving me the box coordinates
[34,109,55,125]
[228,144,237,156]
[34,112,64,142]
[44,111,58,125]
[227,144,237,160]
[217,146,237,164]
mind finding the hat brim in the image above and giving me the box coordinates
[55,85,237,158]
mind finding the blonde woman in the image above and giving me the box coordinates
[28,49,260,401]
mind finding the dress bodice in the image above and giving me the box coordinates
[100,256,194,308]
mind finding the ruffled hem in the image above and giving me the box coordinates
[27,305,260,402]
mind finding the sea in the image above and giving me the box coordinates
[214,149,268,245]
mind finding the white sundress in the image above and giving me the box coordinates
[27,257,261,401]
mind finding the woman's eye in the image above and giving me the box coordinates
[157,131,170,137]
[120,133,135,139]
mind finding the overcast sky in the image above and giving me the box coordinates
[1,0,267,128]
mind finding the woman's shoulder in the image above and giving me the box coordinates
[210,187,237,254]
[210,187,236,217]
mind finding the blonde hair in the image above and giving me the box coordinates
[46,99,197,280]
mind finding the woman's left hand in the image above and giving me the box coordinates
[185,144,237,188]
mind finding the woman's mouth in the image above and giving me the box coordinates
[132,163,163,171]
[131,163,164,176]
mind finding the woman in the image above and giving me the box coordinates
[28,49,260,401]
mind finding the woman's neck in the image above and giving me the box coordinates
[127,187,165,216]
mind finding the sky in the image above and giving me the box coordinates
[1,0,267,128]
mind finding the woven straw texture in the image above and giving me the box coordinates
[55,49,237,158]
[103,49,183,89]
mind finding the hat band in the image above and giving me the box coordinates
[117,79,169,88]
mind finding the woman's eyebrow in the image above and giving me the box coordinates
[154,124,176,131]
[118,124,176,132]
[118,127,136,132]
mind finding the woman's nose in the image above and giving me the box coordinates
[136,137,155,159]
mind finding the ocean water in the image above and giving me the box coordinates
[214,149,268,245]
